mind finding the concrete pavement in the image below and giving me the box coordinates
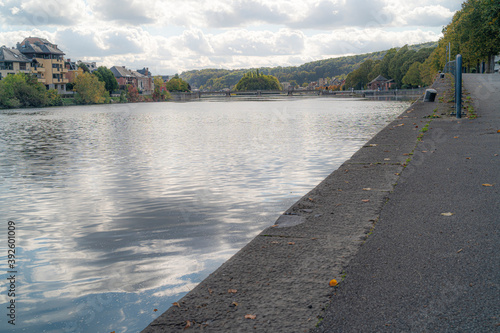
[313,74,500,332]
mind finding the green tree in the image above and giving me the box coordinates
[0,73,48,108]
[78,63,90,73]
[344,59,376,90]
[165,74,190,92]
[402,62,423,87]
[46,89,63,106]
[74,72,109,104]
[234,70,281,91]
[93,66,119,93]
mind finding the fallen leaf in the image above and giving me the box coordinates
[173,302,181,308]
[457,249,463,253]
[208,288,213,295]
[245,314,257,320]
[184,320,192,329]
[466,157,471,159]
[271,241,280,244]
[288,242,295,245]
[384,158,391,161]
[308,197,314,201]
[482,183,494,187]
[329,279,338,287]
[441,212,454,216]
[228,289,237,294]
[369,144,378,147]
[154,309,158,312]
[454,136,459,139]
[422,151,427,153]
[497,130,500,133]
[232,302,239,307]
[403,153,409,156]
[362,188,372,191]
[362,199,370,203]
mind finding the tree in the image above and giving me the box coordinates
[93,66,118,93]
[152,76,171,101]
[78,63,90,73]
[74,72,109,104]
[234,70,281,91]
[165,74,190,92]
[0,73,48,108]
[402,62,423,88]
[127,84,140,102]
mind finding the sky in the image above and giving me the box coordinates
[0,0,462,75]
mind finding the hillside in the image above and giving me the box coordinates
[181,42,437,90]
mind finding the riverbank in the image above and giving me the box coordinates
[141,75,463,332]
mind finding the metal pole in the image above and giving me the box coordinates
[456,54,462,119]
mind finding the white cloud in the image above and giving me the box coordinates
[0,0,460,74]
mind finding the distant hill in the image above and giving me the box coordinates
[180,42,437,91]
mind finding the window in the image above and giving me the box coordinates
[19,63,27,71]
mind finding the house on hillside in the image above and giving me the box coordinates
[17,37,68,93]
[0,46,32,80]
[367,75,396,90]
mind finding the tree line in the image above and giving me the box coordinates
[181,42,437,91]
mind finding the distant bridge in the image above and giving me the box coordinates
[171,88,426,100]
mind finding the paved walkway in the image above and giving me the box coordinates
[314,74,500,332]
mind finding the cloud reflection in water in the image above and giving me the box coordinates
[0,98,408,332]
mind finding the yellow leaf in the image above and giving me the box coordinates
[329,279,338,287]
[441,212,454,216]
[228,289,237,294]
[184,320,192,329]
[173,302,181,308]
[288,242,295,245]
[497,129,500,133]
[482,183,493,187]
[245,314,257,319]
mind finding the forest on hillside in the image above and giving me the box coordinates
[180,42,437,91]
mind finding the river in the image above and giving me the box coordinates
[0,97,410,332]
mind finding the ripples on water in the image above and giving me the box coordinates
[0,98,409,332]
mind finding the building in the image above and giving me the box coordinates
[367,75,395,91]
[110,65,153,95]
[17,37,68,93]
[0,46,32,80]
[77,60,98,73]
[64,59,84,84]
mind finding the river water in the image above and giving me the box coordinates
[0,97,409,333]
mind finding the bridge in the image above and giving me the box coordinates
[171,88,426,100]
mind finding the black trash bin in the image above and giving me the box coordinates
[424,89,437,102]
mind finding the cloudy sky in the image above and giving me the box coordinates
[0,0,461,75]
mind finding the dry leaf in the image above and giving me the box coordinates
[329,279,338,287]
[271,241,280,244]
[403,153,409,156]
[482,183,493,187]
[208,288,213,295]
[497,129,500,133]
[184,320,192,329]
[362,188,372,191]
[454,136,459,139]
[457,249,463,253]
[369,144,378,147]
[173,302,181,308]
[288,242,295,245]
[232,302,239,307]
[245,314,257,320]
[228,289,237,294]
[441,212,454,216]
[466,157,471,159]
[154,309,158,312]
[362,199,370,203]
[384,158,391,161]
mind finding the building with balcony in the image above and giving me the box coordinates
[17,37,68,94]
[0,46,32,80]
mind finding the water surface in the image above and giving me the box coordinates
[0,98,409,332]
